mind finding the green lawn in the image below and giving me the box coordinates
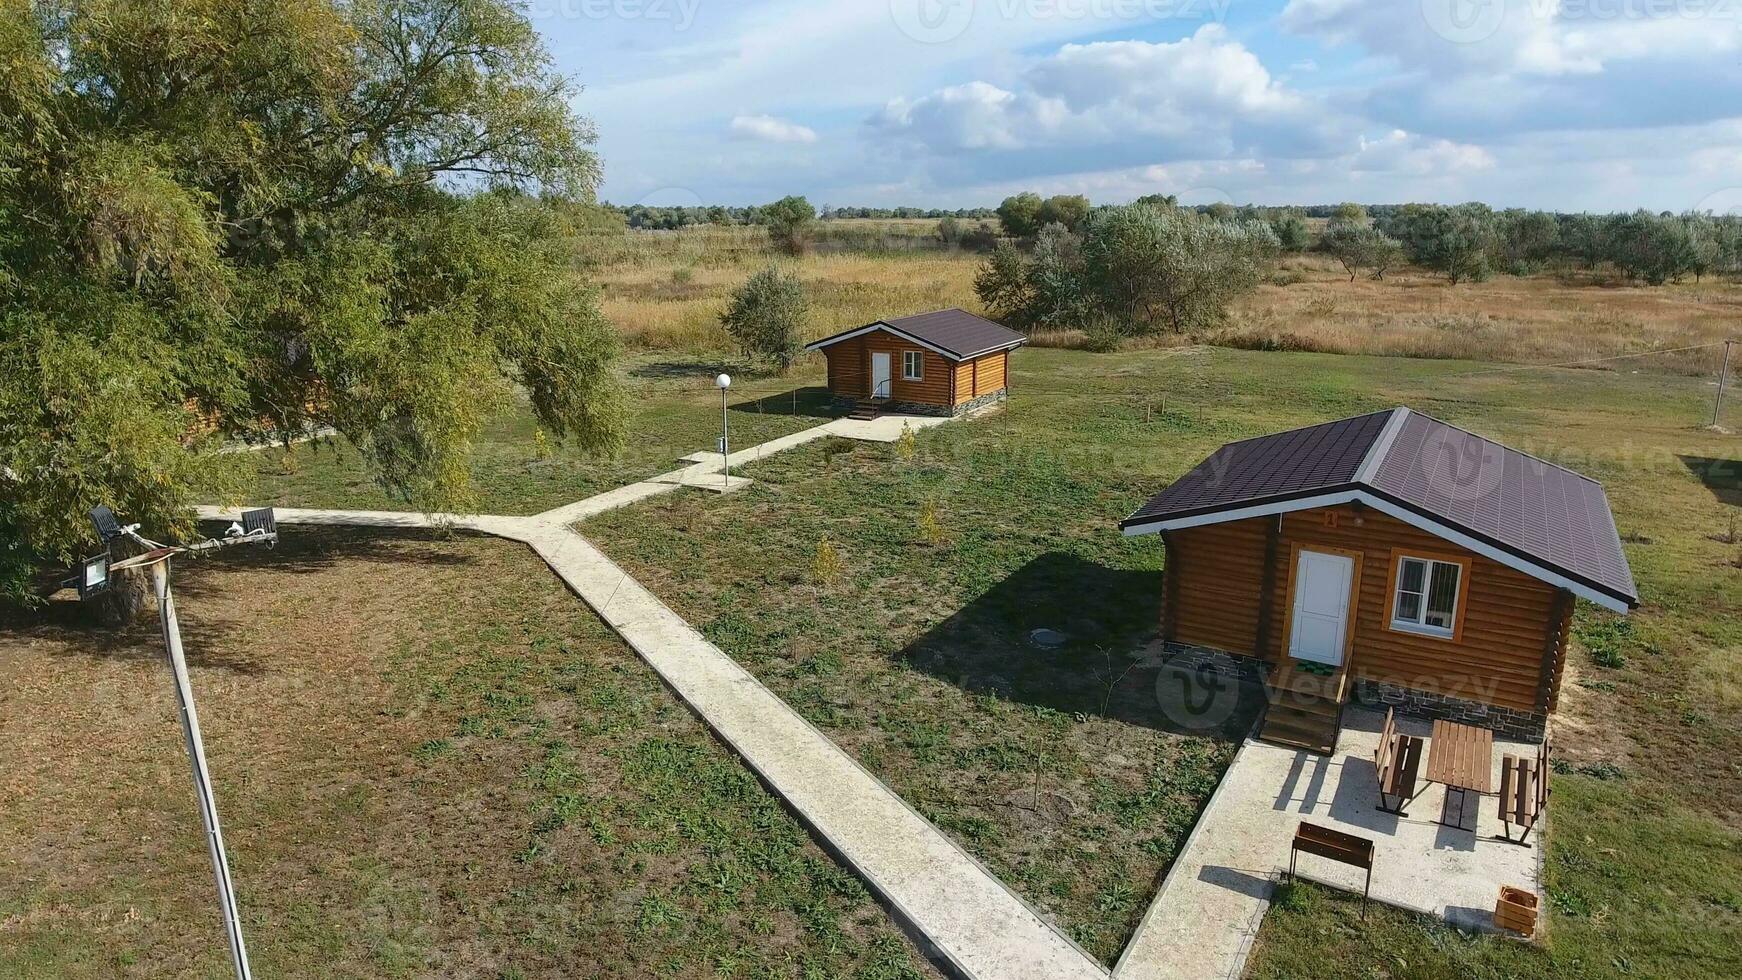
[249,358,836,515]
[0,529,934,979]
[582,346,1742,974]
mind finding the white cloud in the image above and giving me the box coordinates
[871,25,1338,162]
[729,114,819,144]
[1281,0,1740,78]
[538,0,1742,209]
[1351,130,1495,175]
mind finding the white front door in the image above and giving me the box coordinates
[870,352,892,398]
[1288,550,1355,666]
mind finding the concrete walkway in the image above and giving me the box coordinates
[1115,708,1542,980]
[204,406,1109,980]
[533,412,957,526]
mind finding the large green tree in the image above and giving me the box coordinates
[0,0,624,605]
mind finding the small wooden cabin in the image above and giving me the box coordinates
[1121,408,1638,753]
[804,309,1026,416]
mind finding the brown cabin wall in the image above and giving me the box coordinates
[822,329,1011,407]
[825,337,866,396]
[1164,504,1566,713]
[821,331,952,405]
[953,351,1009,404]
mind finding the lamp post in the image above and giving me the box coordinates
[716,373,732,489]
[72,506,279,980]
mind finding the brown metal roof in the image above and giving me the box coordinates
[804,308,1026,361]
[1122,407,1638,609]
[1123,410,1394,521]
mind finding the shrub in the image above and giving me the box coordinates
[996,192,1044,238]
[974,242,1034,324]
[720,266,807,371]
[1271,213,1311,252]
[918,499,945,546]
[761,195,816,255]
[1323,224,1405,282]
[1036,194,1091,232]
[1078,202,1279,333]
[895,423,916,460]
[1379,203,1498,283]
[812,537,844,588]
[1081,316,1128,352]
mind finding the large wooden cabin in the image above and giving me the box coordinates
[1121,408,1638,754]
[804,309,1025,416]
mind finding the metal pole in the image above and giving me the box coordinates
[721,386,730,489]
[151,561,253,980]
[1715,339,1734,428]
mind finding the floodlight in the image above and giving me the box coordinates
[90,505,122,543]
[76,553,110,598]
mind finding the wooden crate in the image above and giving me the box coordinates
[1494,885,1539,936]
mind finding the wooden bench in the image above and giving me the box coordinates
[1373,707,1424,816]
[1287,821,1375,913]
[1498,737,1552,844]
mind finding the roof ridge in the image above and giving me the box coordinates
[1354,406,1411,484]
[1406,409,1602,486]
[1207,408,1397,453]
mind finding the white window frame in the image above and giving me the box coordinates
[902,350,924,380]
[1391,554,1463,638]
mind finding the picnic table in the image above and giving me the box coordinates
[1424,719,1494,829]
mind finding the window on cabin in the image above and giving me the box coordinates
[903,350,924,380]
[1392,556,1462,637]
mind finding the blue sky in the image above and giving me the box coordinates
[528,0,1742,211]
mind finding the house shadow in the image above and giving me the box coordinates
[896,552,1259,740]
[729,385,839,418]
[1680,455,1742,506]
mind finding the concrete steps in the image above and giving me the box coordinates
[849,397,888,421]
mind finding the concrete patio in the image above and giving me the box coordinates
[1117,704,1542,980]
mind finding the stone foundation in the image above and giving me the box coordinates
[1157,642,1272,686]
[949,389,1007,416]
[835,389,1007,418]
[1352,679,1547,743]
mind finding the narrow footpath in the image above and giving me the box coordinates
[203,408,1109,980]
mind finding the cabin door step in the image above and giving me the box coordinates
[870,352,892,399]
[1288,549,1354,666]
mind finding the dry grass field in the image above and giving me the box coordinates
[0,530,934,979]
[582,224,1741,377]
